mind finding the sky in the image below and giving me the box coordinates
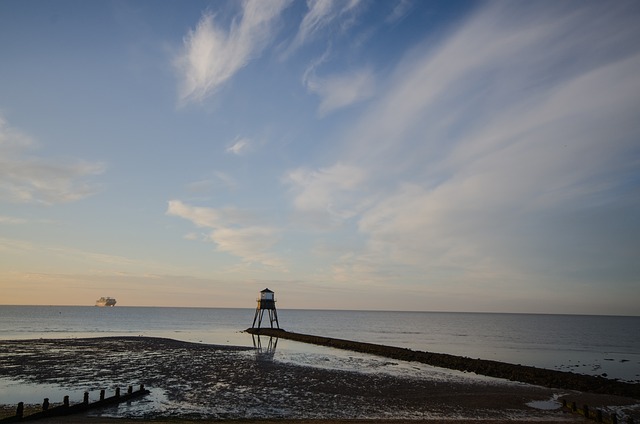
[0,0,639,315]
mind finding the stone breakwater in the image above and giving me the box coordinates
[246,328,640,399]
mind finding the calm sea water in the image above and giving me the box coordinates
[0,306,638,382]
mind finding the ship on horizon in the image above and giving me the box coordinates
[95,297,116,307]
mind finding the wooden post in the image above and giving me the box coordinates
[139,384,145,392]
[63,395,69,407]
[583,404,589,419]
[43,398,49,411]
[84,392,89,405]
[612,412,618,424]
[100,389,105,400]
[571,401,577,412]
[115,387,120,398]
[16,402,24,418]
[596,409,603,422]
[128,385,133,394]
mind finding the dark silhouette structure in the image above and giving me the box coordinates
[251,288,280,329]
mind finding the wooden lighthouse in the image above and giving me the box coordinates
[251,288,280,329]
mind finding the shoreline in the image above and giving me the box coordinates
[1,336,638,422]
[246,328,640,399]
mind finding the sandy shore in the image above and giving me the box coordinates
[1,336,638,422]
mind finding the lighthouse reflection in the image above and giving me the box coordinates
[252,334,278,360]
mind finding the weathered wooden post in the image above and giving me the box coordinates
[571,401,577,412]
[16,402,24,418]
[596,409,603,422]
[583,404,589,419]
[115,387,120,398]
[100,389,105,400]
[139,384,145,392]
[84,392,89,405]
[63,395,69,408]
[128,385,133,394]
[612,412,618,424]
[43,398,49,411]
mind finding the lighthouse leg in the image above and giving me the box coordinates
[252,307,260,328]
[257,309,264,328]
[271,308,280,329]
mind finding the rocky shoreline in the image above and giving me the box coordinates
[246,328,640,399]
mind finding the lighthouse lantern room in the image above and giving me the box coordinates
[252,288,280,329]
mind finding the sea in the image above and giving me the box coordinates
[1,305,638,383]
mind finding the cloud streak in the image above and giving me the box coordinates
[166,200,284,269]
[0,116,105,205]
[175,0,290,104]
[285,162,367,223]
[226,136,252,155]
[286,0,363,55]
[0,215,27,225]
[289,2,640,296]
[304,67,375,116]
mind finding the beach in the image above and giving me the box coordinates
[1,336,639,423]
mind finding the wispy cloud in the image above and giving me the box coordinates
[285,0,363,56]
[303,66,375,116]
[187,171,238,194]
[0,237,34,254]
[285,162,367,224]
[166,200,284,269]
[0,116,105,205]
[290,2,640,290]
[175,0,290,104]
[0,237,146,268]
[0,215,27,225]
[226,136,252,155]
[386,0,413,24]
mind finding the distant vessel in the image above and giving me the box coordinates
[95,297,116,307]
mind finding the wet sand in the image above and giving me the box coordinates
[247,328,640,398]
[0,417,594,424]
[0,416,595,424]
[0,337,638,422]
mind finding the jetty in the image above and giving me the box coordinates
[246,328,640,400]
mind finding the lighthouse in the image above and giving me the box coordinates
[252,288,280,329]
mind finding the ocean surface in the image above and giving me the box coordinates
[0,306,639,383]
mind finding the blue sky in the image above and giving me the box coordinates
[1,0,639,314]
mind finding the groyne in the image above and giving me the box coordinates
[0,385,149,422]
[246,328,640,399]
